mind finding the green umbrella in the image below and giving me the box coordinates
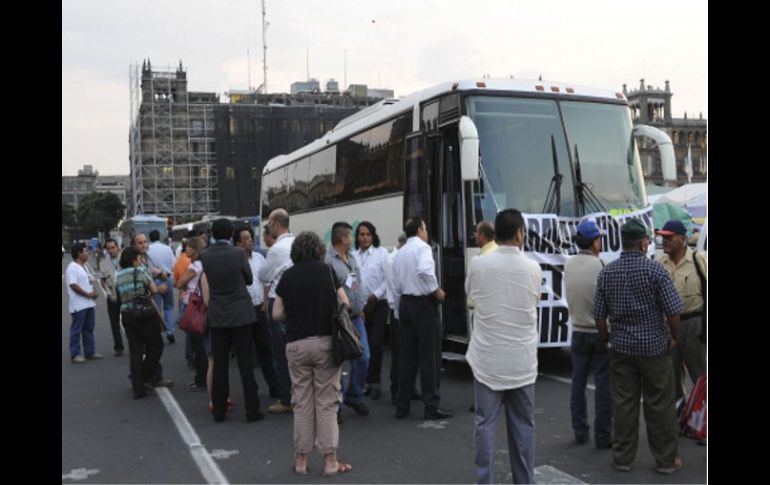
[653,201,693,235]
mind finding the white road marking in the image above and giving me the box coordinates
[62,468,100,481]
[418,420,450,429]
[154,387,229,484]
[210,449,240,460]
[535,465,587,484]
[539,372,595,391]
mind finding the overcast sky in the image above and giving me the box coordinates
[62,0,707,176]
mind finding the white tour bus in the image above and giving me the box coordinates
[260,79,652,350]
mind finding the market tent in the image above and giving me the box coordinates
[655,183,707,219]
[653,201,693,234]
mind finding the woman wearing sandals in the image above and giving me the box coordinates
[273,231,353,477]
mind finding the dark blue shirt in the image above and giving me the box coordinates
[593,251,683,357]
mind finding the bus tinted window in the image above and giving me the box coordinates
[262,112,411,217]
[308,148,337,208]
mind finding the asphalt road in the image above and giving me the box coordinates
[62,255,706,484]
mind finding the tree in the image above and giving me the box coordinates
[62,203,77,228]
[76,192,125,237]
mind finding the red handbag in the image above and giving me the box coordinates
[180,285,207,335]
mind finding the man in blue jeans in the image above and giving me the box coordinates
[326,222,370,418]
[564,219,612,449]
[65,242,103,363]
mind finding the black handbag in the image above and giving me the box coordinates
[328,266,364,366]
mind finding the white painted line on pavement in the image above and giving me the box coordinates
[535,464,587,484]
[155,387,230,485]
[62,467,100,481]
[539,372,595,391]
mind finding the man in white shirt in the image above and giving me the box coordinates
[465,209,542,484]
[354,221,390,400]
[391,217,450,420]
[257,208,295,414]
[97,238,124,356]
[66,242,103,363]
[234,225,280,398]
[147,229,177,343]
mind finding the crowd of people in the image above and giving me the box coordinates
[65,208,707,481]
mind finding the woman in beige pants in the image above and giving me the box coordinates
[273,231,353,477]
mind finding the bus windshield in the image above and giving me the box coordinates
[559,100,646,214]
[466,96,646,220]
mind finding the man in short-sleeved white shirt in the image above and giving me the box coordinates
[66,242,102,363]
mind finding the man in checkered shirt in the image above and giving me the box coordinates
[593,218,684,475]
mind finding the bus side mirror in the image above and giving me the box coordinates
[459,116,480,181]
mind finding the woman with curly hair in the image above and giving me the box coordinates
[273,231,353,477]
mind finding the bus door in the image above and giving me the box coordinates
[404,104,468,342]
[435,124,467,339]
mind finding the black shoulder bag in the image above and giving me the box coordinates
[328,266,363,366]
[130,268,159,321]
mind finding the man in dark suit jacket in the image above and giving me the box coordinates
[199,218,263,423]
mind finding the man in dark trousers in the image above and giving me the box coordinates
[594,218,683,475]
[391,217,452,420]
[199,218,263,423]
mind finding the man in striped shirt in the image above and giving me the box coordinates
[593,218,683,475]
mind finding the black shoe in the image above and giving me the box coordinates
[363,387,372,396]
[133,390,148,399]
[213,414,227,423]
[411,391,422,401]
[424,407,454,420]
[595,436,612,449]
[345,401,370,416]
[371,388,382,400]
[469,405,475,412]
[187,381,206,392]
[114,349,124,357]
[167,334,175,344]
[247,411,265,422]
[396,407,409,419]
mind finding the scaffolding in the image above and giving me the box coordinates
[127,59,219,221]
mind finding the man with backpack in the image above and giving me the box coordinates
[656,219,707,401]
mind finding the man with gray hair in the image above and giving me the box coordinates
[258,208,295,414]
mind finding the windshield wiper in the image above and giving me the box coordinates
[574,144,609,215]
[542,135,562,214]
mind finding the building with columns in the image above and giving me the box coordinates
[625,79,707,185]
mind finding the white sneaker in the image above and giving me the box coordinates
[72,355,86,363]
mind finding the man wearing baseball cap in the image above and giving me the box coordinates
[593,218,683,474]
[564,220,612,449]
[656,219,708,401]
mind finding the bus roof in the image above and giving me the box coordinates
[127,215,167,222]
[263,78,626,174]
